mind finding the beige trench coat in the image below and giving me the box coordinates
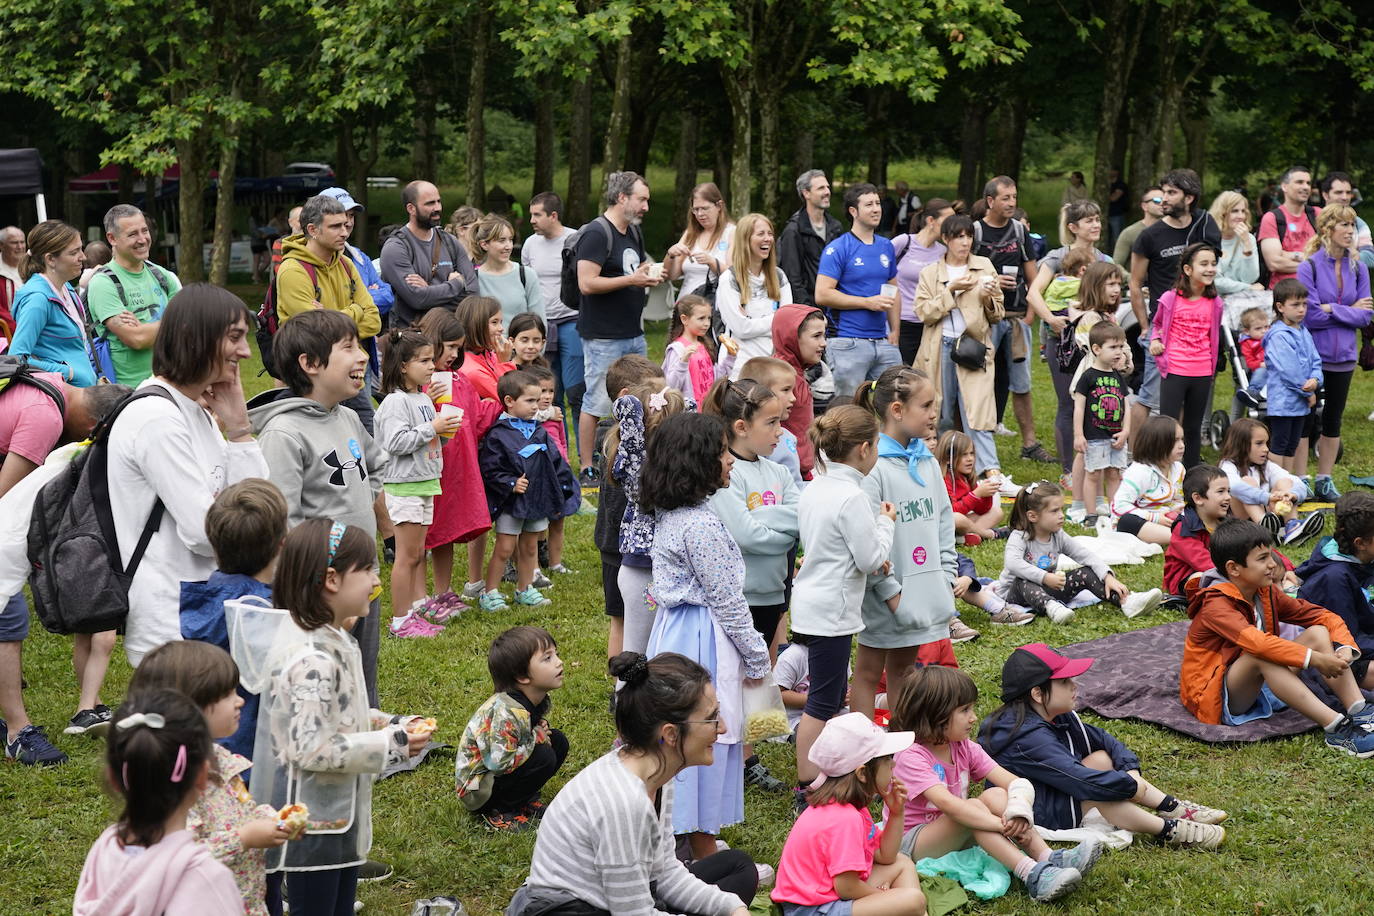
[912,254,1005,430]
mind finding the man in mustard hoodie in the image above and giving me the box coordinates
[278,193,382,431]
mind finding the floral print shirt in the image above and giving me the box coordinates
[612,395,654,560]
[650,502,771,679]
[187,744,277,916]
[453,690,552,811]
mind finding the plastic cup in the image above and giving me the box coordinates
[880,283,897,300]
[647,262,665,280]
[430,371,453,406]
[437,403,463,439]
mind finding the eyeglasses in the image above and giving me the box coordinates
[681,719,721,727]
[690,206,716,215]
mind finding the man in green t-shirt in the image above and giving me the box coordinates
[85,204,182,385]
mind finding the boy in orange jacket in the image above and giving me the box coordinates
[1181,519,1374,756]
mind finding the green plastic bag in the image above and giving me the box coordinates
[917,846,1011,900]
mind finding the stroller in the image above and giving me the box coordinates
[1206,296,1342,462]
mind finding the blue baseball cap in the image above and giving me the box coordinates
[320,187,363,212]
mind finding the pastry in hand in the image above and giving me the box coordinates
[406,716,438,737]
[278,803,309,838]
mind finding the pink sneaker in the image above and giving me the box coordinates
[421,593,465,622]
[389,613,443,638]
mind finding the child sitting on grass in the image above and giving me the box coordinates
[1110,415,1184,547]
[179,478,287,760]
[1298,492,1374,689]
[1217,418,1322,547]
[889,666,1098,904]
[937,429,1004,543]
[982,644,1228,849]
[455,626,569,832]
[1182,519,1374,755]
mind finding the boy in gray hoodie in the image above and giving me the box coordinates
[247,309,387,704]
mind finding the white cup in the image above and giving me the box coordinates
[439,404,464,422]
[1001,265,1019,278]
[880,283,898,300]
[647,262,664,280]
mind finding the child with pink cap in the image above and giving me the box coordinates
[979,643,1228,849]
[772,713,926,915]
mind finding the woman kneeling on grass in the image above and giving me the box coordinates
[507,652,755,916]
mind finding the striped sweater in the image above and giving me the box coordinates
[521,751,745,916]
[1111,460,1185,525]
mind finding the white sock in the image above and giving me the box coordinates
[1014,857,1036,881]
[984,591,1007,614]
[1324,712,1346,732]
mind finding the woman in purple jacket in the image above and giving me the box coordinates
[1297,205,1373,500]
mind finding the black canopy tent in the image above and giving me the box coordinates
[0,148,47,222]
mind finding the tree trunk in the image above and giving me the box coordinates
[350,120,381,245]
[62,149,87,234]
[956,97,991,206]
[713,137,731,200]
[865,88,890,187]
[758,87,783,222]
[1127,94,1159,200]
[1091,0,1144,210]
[1182,93,1209,181]
[175,131,210,283]
[411,73,437,180]
[792,124,814,181]
[623,107,658,176]
[209,89,241,286]
[989,94,1029,181]
[567,76,592,225]
[117,164,136,203]
[721,65,754,216]
[601,33,633,186]
[672,109,699,240]
[334,125,354,194]
[532,73,555,198]
[465,1,489,207]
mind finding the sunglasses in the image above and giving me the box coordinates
[1146,197,1163,205]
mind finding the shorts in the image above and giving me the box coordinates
[1083,439,1129,472]
[1114,512,1168,537]
[602,553,624,617]
[1133,349,1160,411]
[384,492,434,525]
[781,901,855,916]
[580,335,647,418]
[1221,681,1287,726]
[1267,414,1307,457]
[801,634,854,720]
[0,591,29,642]
[916,639,959,668]
[990,319,1032,394]
[898,822,930,858]
[495,513,550,535]
[749,602,787,645]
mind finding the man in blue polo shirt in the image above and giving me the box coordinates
[815,183,902,400]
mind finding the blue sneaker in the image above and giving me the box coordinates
[6,723,69,766]
[513,586,552,608]
[478,590,509,612]
[1048,837,1103,875]
[1325,716,1374,758]
[1315,476,1341,502]
[1350,704,1374,732]
[1024,862,1081,902]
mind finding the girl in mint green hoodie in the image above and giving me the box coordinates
[851,366,958,719]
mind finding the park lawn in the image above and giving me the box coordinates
[7,313,1374,915]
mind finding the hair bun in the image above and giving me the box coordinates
[609,651,651,686]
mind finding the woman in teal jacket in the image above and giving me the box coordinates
[9,220,97,386]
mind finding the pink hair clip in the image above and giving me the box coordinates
[170,744,188,783]
[647,387,670,412]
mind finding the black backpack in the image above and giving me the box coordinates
[0,355,66,416]
[559,216,644,311]
[27,385,175,635]
[255,259,326,378]
[1255,204,1319,290]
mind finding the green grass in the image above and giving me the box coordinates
[7,299,1374,915]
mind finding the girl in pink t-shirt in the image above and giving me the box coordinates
[1150,241,1225,467]
[773,713,924,916]
[889,666,1100,905]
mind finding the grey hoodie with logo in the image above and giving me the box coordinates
[247,389,386,534]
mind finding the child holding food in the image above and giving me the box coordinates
[454,626,569,832]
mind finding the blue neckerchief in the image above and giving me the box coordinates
[502,413,547,458]
[877,433,930,486]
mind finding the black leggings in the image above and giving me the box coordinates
[479,728,570,815]
[898,319,924,366]
[1007,567,1112,614]
[1159,373,1213,468]
[287,866,359,916]
[1318,368,1354,438]
[1048,346,1075,474]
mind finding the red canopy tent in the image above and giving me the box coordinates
[67,163,193,194]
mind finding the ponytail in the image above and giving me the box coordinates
[807,404,878,471]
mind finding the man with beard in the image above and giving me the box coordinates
[380,179,477,327]
[1128,167,1221,435]
[778,169,843,307]
[1258,166,1319,288]
[573,170,660,486]
[85,204,182,386]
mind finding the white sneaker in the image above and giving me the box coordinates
[1046,601,1076,624]
[754,863,776,886]
[1095,499,1111,516]
[997,474,1022,498]
[461,580,485,600]
[1066,504,1087,524]
[1121,588,1164,619]
[995,423,1017,437]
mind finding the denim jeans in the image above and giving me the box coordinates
[549,318,586,418]
[940,337,999,472]
[1135,348,1160,411]
[824,336,903,401]
[581,335,647,418]
[988,319,1032,393]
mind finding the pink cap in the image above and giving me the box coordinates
[807,712,914,789]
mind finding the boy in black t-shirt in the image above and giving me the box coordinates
[1073,323,1131,525]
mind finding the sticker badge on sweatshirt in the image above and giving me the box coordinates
[912,546,927,566]
[1037,554,1055,570]
[747,490,778,510]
